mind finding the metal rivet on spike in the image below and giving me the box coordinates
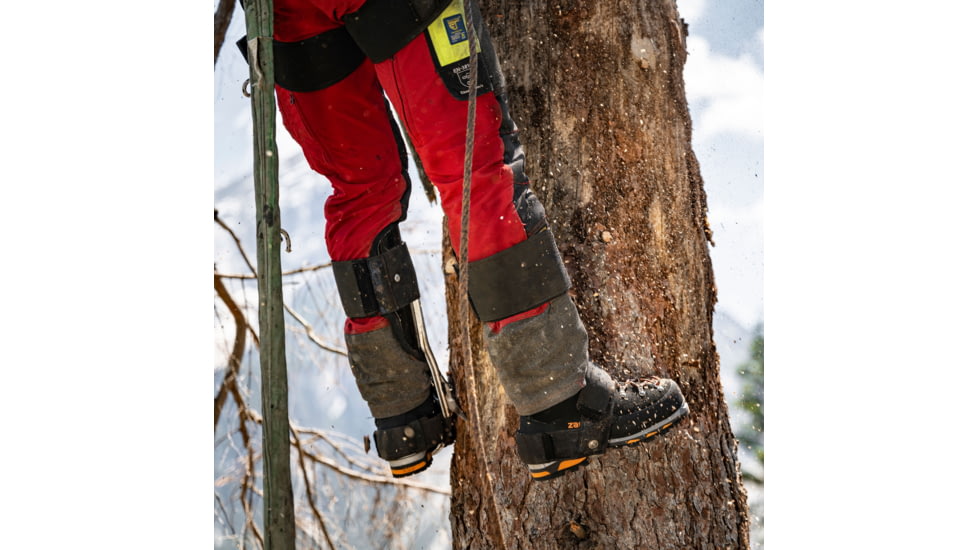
[588,440,599,450]
[404,426,415,438]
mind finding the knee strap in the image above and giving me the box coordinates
[467,229,572,323]
[332,242,420,319]
[342,0,453,63]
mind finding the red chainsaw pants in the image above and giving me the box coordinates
[273,0,547,334]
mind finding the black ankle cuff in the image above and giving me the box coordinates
[520,391,582,433]
[375,391,438,429]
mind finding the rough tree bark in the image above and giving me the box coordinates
[445,2,752,549]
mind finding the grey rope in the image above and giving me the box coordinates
[457,2,512,548]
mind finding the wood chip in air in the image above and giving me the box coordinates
[569,521,587,540]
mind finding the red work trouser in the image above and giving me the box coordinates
[273,0,547,334]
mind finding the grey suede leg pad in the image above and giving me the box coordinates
[483,293,588,415]
[345,325,431,419]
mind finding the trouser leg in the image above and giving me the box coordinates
[360,2,586,415]
[273,0,431,419]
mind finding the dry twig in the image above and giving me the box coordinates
[291,425,338,550]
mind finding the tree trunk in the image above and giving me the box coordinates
[446,2,751,549]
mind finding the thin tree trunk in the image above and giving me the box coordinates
[447,2,751,548]
[242,0,297,546]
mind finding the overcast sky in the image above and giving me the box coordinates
[679,0,764,329]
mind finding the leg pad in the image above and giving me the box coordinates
[332,242,420,318]
[467,229,571,322]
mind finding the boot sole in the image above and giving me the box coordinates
[526,402,689,481]
[527,456,590,480]
[388,442,448,478]
[609,401,689,447]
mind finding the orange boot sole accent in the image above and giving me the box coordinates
[528,456,589,481]
[390,452,433,478]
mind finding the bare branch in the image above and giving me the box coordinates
[248,408,449,495]
[301,446,451,496]
[216,261,334,280]
[219,357,262,549]
[291,425,338,550]
[284,303,347,356]
[293,426,386,475]
[215,210,258,277]
[215,492,236,535]
[214,0,237,66]
[215,274,255,431]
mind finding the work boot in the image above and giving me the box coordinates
[514,364,689,480]
[481,293,688,481]
[346,323,456,478]
[373,389,456,477]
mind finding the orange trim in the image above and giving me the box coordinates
[531,470,552,479]
[391,460,428,476]
[558,457,587,471]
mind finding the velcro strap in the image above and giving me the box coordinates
[272,28,366,92]
[515,424,610,463]
[332,243,420,318]
[374,414,448,460]
[514,431,555,464]
[374,418,425,460]
[342,0,452,63]
[467,229,572,322]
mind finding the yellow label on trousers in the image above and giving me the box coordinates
[427,0,480,67]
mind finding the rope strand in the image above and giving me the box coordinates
[457,3,511,549]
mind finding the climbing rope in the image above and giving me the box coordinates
[456,2,512,548]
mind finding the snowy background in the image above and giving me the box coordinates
[10,1,978,549]
[212,0,764,548]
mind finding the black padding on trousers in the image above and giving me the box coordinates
[342,0,453,63]
[272,28,365,92]
[332,243,420,318]
[467,229,572,322]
